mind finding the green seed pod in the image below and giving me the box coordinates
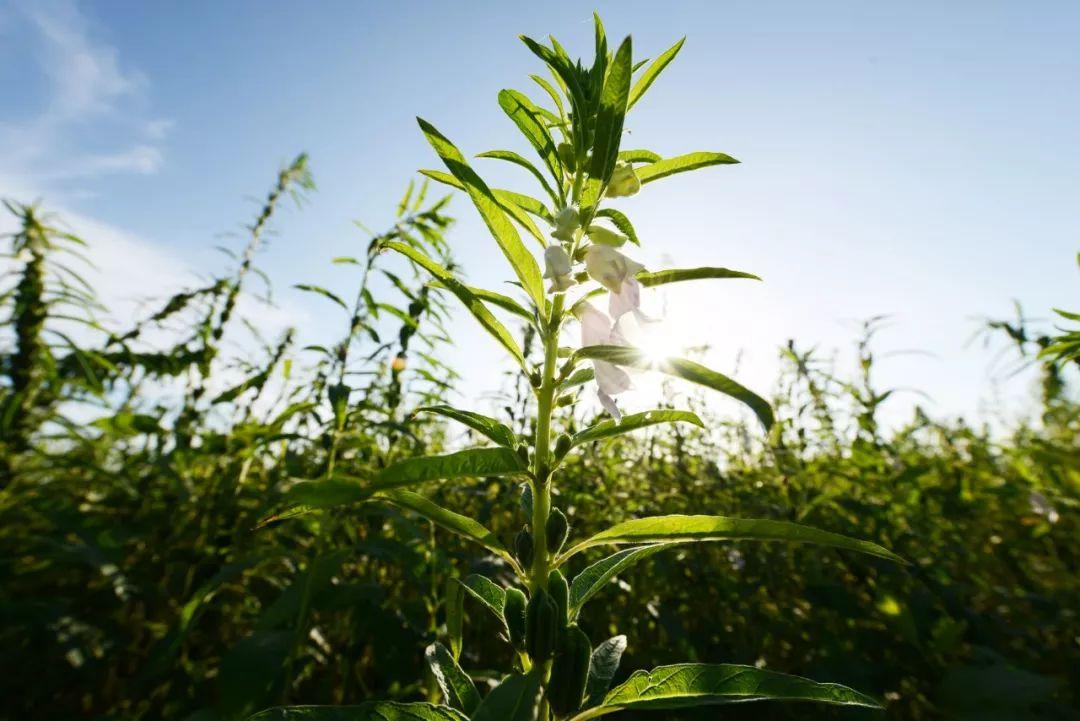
[553,434,572,460]
[525,588,559,662]
[547,569,570,624]
[547,624,592,716]
[546,508,570,554]
[557,142,576,173]
[515,527,534,568]
[503,588,528,649]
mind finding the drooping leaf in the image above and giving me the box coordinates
[417,169,548,246]
[459,574,508,631]
[379,489,517,567]
[425,642,480,714]
[568,544,678,615]
[375,447,525,487]
[477,150,559,205]
[584,636,628,709]
[627,37,685,110]
[592,208,639,245]
[636,152,740,185]
[570,664,880,719]
[559,514,905,564]
[572,346,773,429]
[380,241,526,369]
[417,119,546,309]
[414,405,517,447]
[246,702,469,721]
[570,410,703,450]
[293,284,348,311]
[471,672,542,721]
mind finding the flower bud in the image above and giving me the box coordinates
[605,162,640,198]
[586,224,628,248]
[544,245,575,292]
[390,355,407,372]
[552,205,580,241]
[503,588,528,649]
[515,527,534,568]
[546,507,570,553]
[553,434,572,460]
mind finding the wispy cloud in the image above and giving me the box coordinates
[0,0,170,184]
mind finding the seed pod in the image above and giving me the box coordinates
[547,625,592,716]
[547,569,569,624]
[503,588,527,649]
[525,588,559,662]
[515,527,534,568]
[546,508,570,554]
[553,434,572,460]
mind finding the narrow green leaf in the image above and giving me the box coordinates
[559,514,906,564]
[246,702,469,721]
[588,36,633,185]
[570,410,703,449]
[477,150,559,205]
[592,208,639,246]
[471,672,542,721]
[627,37,685,110]
[568,544,677,615]
[497,90,562,187]
[425,642,480,714]
[414,405,517,447]
[380,241,526,369]
[398,180,415,217]
[380,490,516,566]
[636,152,740,185]
[293,284,347,311]
[637,266,761,286]
[584,636,628,709]
[417,119,545,309]
[375,447,525,487]
[616,149,661,164]
[571,664,880,719]
[418,169,548,246]
[445,581,464,659]
[572,346,774,429]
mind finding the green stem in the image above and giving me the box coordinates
[530,294,564,592]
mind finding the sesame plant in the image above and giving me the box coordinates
[252,15,904,721]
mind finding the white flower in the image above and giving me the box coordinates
[1029,491,1059,524]
[543,245,575,292]
[606,162,640,198]
[552,205,580,241]
[585,245,644,294]
[576,301,631,420]
[586,223,628,247]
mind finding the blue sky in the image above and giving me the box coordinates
[2,0,1077,426]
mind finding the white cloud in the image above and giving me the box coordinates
[0,0,168,183]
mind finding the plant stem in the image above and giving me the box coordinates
[530,294,564,592]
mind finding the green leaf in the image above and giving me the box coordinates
[414,405,517,447]
[570,410,703,450]
[459,574,508,630]
[445,580,464,659]
[559,514,906,564]
[379,489,517,567]
[375,447,525,487]
[471,673,542,721]
[637,266,761,286]
[627,37,685,110]
[477,150,559,205]
[246,702,469,720]
[380,241,526,369]
[398,179,415,217]
[293,284,347,311]
[417,119,546,309]
[497,90,562,189]
[584,636,628,709]
[636,152,740,185]
[571,664,880,719]
[616,149,661,164]
[425,642,480,714]
[592,208,639,246]
[568,544,678,615]
[588,36,633,186]
[572,346,774,429]
[417,169,548,247]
